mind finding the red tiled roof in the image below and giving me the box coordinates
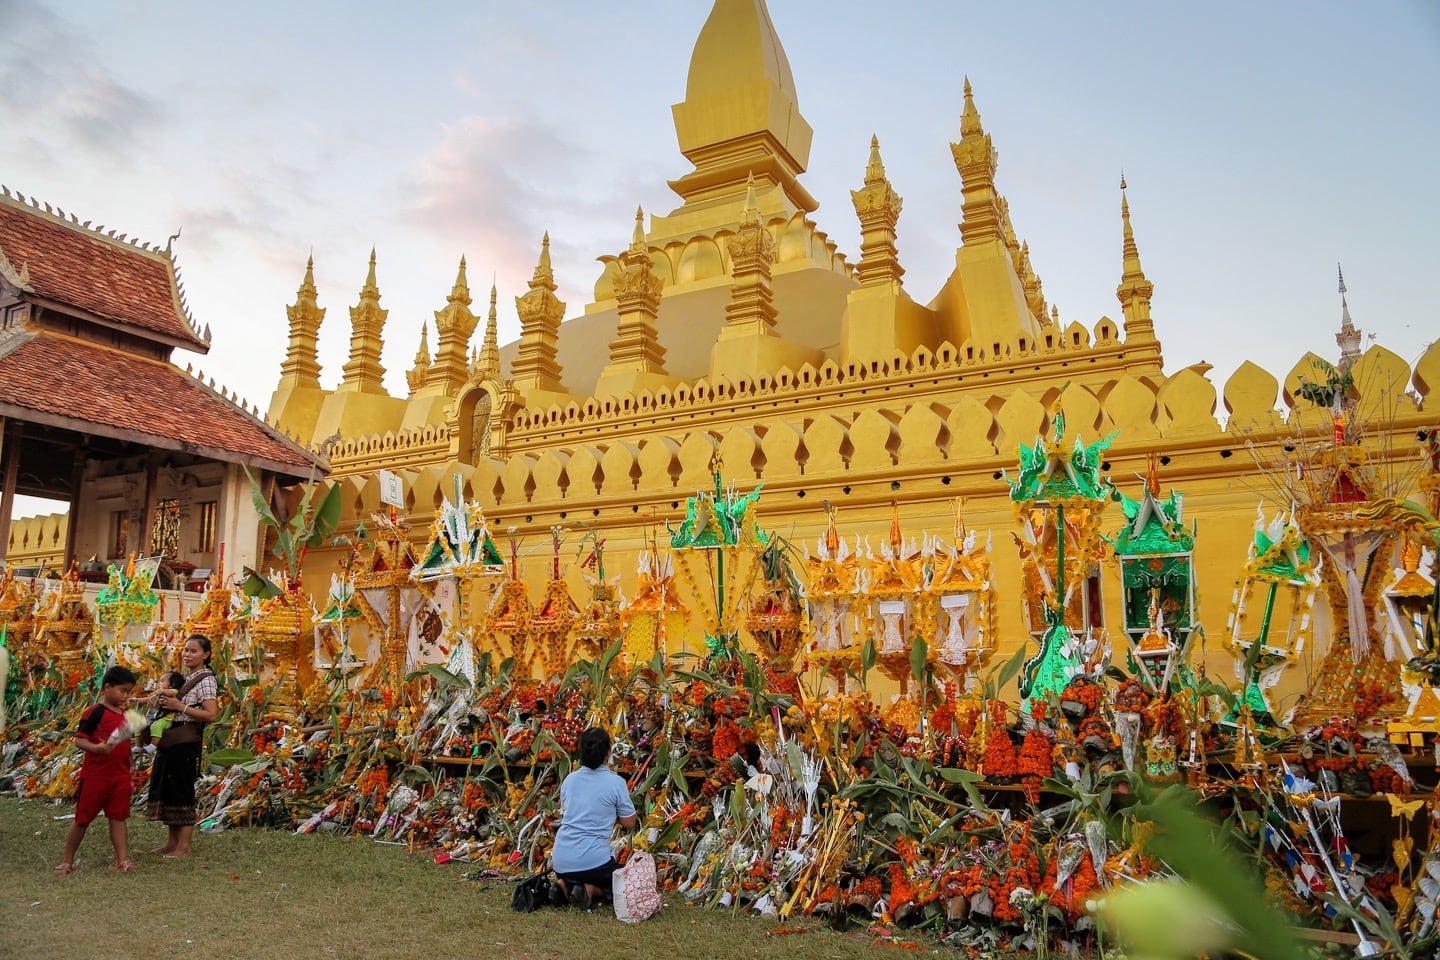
[0,331,318,475]
[0,193,208,351]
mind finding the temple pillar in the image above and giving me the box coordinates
[139,455,160,556]
[62,448,84,571]
[0,419,18,562]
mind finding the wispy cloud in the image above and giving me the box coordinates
[56,72,163,152]
[0,1,166,160]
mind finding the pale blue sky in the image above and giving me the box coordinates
[4,1,1438,512]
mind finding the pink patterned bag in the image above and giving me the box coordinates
[612,850,661,923]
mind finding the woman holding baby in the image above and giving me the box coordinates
[145,634,219,858]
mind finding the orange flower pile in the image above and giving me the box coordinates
[887,861,916,909]
[1017,728,1054,804]
[1042,850,1100,917]
[711,718,742,760]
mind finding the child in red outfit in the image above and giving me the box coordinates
[56,666,138,873]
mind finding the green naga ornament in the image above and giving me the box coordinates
[1004,397,1116,707]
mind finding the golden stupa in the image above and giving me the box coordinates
[266,0,1438,708]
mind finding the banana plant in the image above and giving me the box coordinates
[240,467,342,599]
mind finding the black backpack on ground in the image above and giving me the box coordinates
[511,871,553,913]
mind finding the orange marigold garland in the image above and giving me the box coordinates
[1017,727,1054,804]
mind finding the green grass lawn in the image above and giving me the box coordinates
[1,796,940,960]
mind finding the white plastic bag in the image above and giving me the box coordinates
[612,850,662,923]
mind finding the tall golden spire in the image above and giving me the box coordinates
[406,322,431,396]
[427,255,478,393]
[669,0,817,214]
[1115,175,1157,345]
[1335,264,1363,372]
[596,207,672,398]
[476,280,501,375]
[279,255,324,387]
[512,233,567,394]
[338,248,389,393]
[850,134,905,287]
[950,77,1005,246]
[722,175,778,333]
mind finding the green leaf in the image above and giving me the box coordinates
[398,763,434,786]
[240,567,282,600]
[994,643,1028,695]
[669,763,692,799]
[597,635,623,679]
[936,765,988,809]
[909,635,929,688]
[936,766,984,784]
[422,663,466,688]
[312,483,343,543]
[1133,785,1310,960]
[785,740,806,783]
[243,465,280,530]
[206,748,257,767]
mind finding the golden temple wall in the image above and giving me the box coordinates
[5,513,66,573]
[308,332,1438,712]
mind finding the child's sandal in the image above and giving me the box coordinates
[112,859,138,872]
[54,863,75,875]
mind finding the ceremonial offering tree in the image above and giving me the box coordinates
[241,469,341,723]
[1222,506,1320,735]
[1005,399,1114,709]
[805,502,860,691]
[1106,456,1199,696]
[413,473,504,685]
[668,456,768,661]
[922,499,995,692]
[570,529,624,663]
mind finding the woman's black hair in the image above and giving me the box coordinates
[577,727,611,769]
[186,633,213,668]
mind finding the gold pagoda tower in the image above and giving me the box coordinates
[267,0,1438,704]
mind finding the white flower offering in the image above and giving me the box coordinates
[108,709,151,745]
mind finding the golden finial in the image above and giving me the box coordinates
[953,497,968,542]
[1146,452,1161,497]
[448,255,471,305]
[889,499,902,552]
[865,134,886,184]
[742,173,760,223]
[478,280,501,373]
[363,246,378,293]
[530,233,556,289]
[632,206,645,247]
[960,75,983,136]
[414,323,430,364]
[1120,175,1145,277]
[823,500,840,555]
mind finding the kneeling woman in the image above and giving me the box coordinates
[552,727,637,909]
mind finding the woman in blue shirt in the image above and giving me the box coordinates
[552,727,637,909]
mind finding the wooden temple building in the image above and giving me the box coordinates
[0,188,321,584]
